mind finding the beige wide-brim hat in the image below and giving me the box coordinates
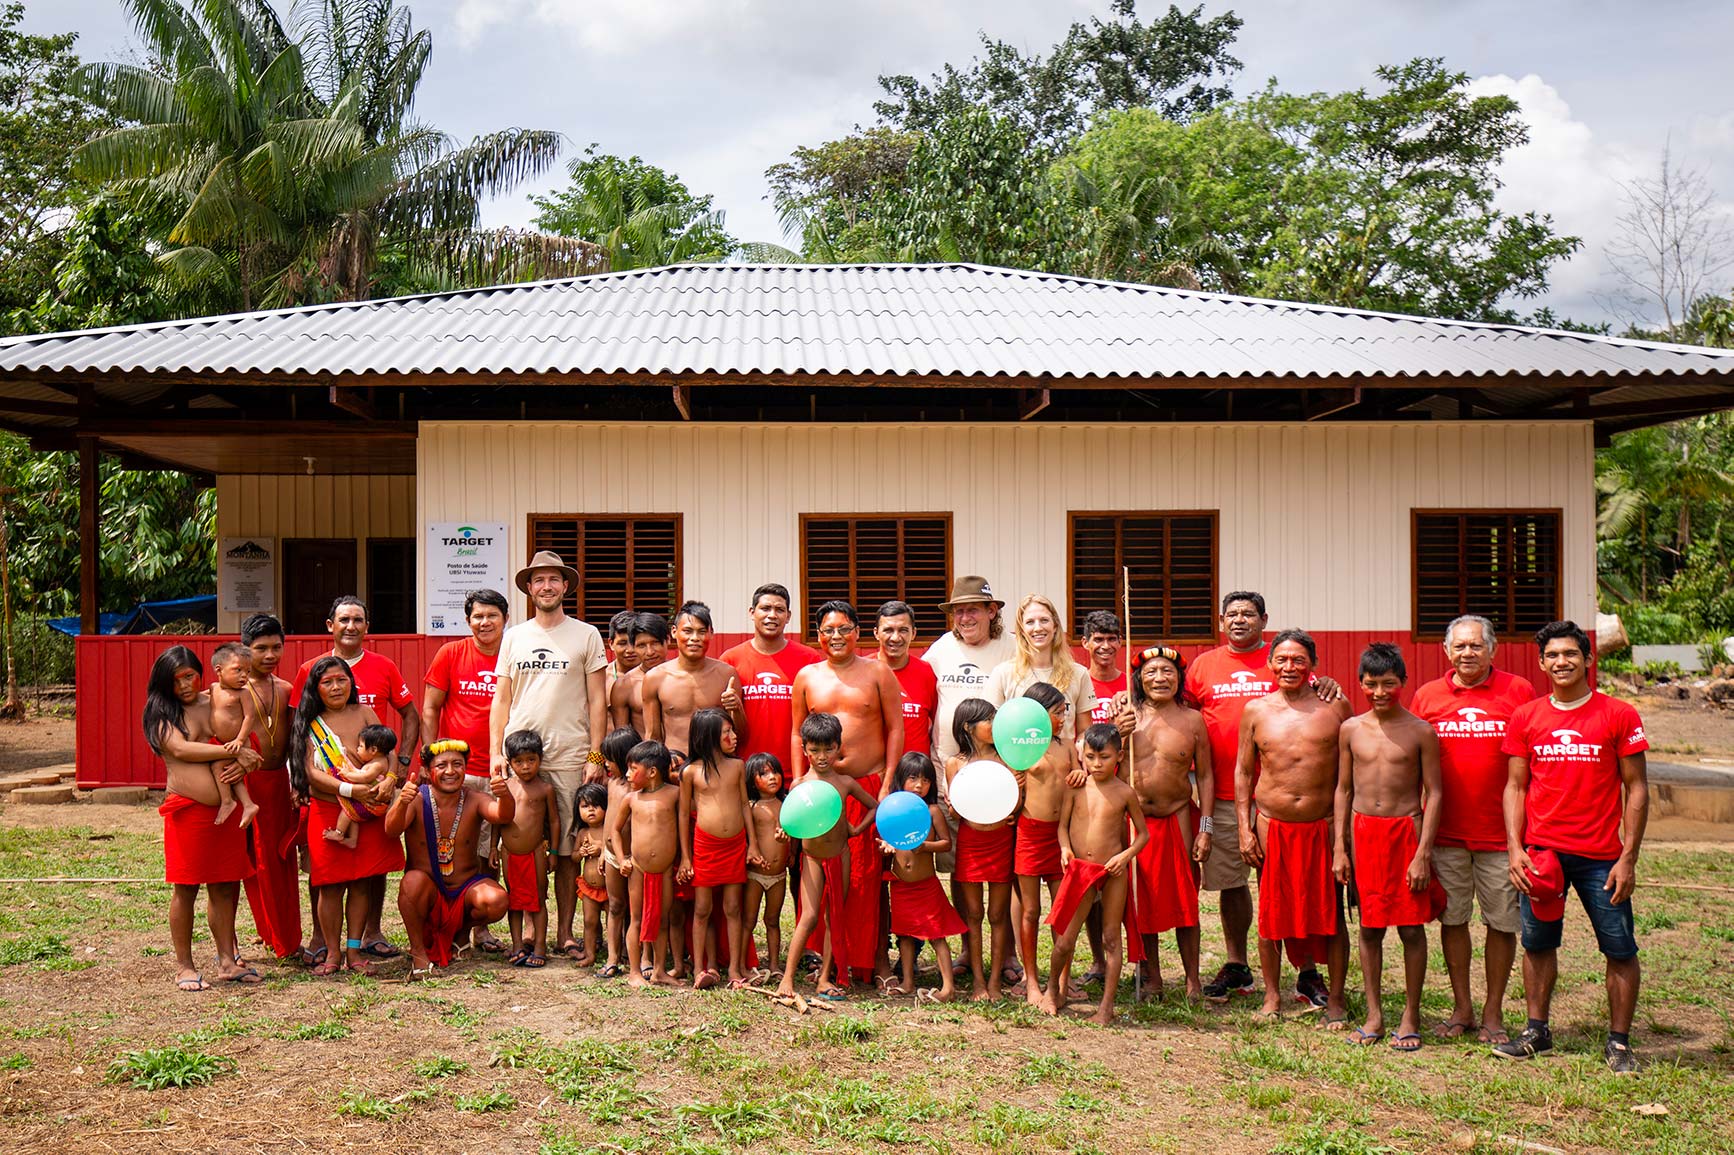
[938,574,1003,611]
[514,549,579,594]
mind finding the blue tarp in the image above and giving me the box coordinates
[48,595,218,637]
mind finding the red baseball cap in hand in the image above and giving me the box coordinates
[1525,848,1567,922]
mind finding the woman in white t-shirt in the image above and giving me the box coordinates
[984,594,1096,745]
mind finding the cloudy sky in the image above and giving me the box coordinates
[25,0,1734,325]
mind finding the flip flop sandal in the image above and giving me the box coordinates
[561,941,585,960]
[299,946,328,968]
[521,953,547,969]
[221,966,263,984]
[357,940,400,959]
[342,959,381,977]
[1479,1027,1511,1045]
[507,947,531,966]
[311,960,341,977]
[812,989,847,1002]
[727,977,754,991]
[1345,1027,1385,1046]
[1389,1033,1422,1053]
[882,982,910,996]
[1435,1020,1474,1039]
[175,973,209,992]
[596,963,626,979]
[409,965,436,981]
[476,937,506,954]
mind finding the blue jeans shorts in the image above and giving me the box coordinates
[1518,851,1638,960]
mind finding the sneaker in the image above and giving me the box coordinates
[1491,1025,1553,1060]
[1295,967,1328,1009]
[1605,1040,1640,1075]
[1202,962,1255,1003]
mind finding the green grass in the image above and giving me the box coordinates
[454,1089,516,1113]
[412,1055,468,1079]
[107,1046,236,1091]
[334,1089,398,1119]
[0,933,70,967]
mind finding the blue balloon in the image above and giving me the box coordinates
[874,790,933,851]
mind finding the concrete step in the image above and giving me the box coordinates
[11,784,76,805]
[88,786,149,805]
[1652,782,1734,825]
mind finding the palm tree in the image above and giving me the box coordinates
[531,148,744,270]
[1597,418,1734,598]
[1059,160,1240,290]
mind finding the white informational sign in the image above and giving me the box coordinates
[219,537,276,614]
[426,521,509,635]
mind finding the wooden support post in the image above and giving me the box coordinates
[1018,387,1051,421]
[79,436,99,636]
[328,385,379,421]
[672,384,692,420]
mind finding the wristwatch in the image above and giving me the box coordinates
[397,754,412,767]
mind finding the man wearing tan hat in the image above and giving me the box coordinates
[926,576,1015,764]
[489,550,609,961]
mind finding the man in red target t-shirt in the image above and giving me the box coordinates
[721,583,821,766]
[872,600,938,758]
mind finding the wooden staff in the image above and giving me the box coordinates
[1124,565,1141,1002]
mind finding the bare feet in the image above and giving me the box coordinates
[1090,1005,1114,1026]
[215,798,237,826]
[651,969,682,987]
[628,970,649,989]
[239,800,260,829]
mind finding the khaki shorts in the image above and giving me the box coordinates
[464,774,496,859]
[1202,797,1251,891]
[543,766,584,857]
[1433,846,1519,933]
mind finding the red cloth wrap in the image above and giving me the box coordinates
[889,874,966,940]
[306,796,404,887]
[422,874,484,967]
[1352,813,1448,928]
[1013,814,1063,879]
[1135,812,1201,933]
[240,767,302,958]
[1042,859,1145,963]
[161,792,255,885]
[505,850,542,913]
[1257,815,1338,941]
[836,793,883,980]
[692,826,748,887]
[577,870,608,904]
[953,822,1015,884]
[637,867,668,950]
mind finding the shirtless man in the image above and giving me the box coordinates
[1237,629,1353,1023]
[145,646,265,992]
[789,600,905,986]
[238,614,302,962]
[611,612,668,734]
[643,602,744,755]
[607,610,640,696]
[1122,646,1214,999]
[385,740,514,977]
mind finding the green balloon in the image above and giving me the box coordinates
[781,779,844,839]
[993,697,1054,772]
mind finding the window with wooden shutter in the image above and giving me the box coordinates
[799,514,951,641]
[524,514,682,626]
[1412,510,1561,638]
[1068,512,1218,644]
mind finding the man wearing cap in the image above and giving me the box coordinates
[1496,620,1649,1073]
[1409,614,1537,1044]
[926,577,1015,765]
[490,551,609,962]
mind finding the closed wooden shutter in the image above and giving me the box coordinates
[525,514,682,626]
[1412,510,1561,638]
[1069,512,1218,644]
[800,514,951,640]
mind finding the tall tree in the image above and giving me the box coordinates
[531,147,738,269]
[1604,145,1734,336]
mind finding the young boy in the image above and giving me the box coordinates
[678,709,761,989]
[494,729,559,968]
[1124,646,1215,999]
[1013,683,1073,1007]
[208,643,261,829]
[1334,642,1446,1051]
[607,609,640,696]
[611,613,668,734]
[596,727,641,978]
[774,713,878,1004]
[572,782,610,966]
[323,723,397,848]
[1044,723,1150,1024]
[608,739,682,988]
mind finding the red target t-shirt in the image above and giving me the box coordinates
[1184,645,1279,801]
[722,639,822,765]
[423,637,500,772]
[290,650,413,731]
[1410,669,1539,851]
[1089,672,1127,727]
[888,656,939,758]
[1501,692,1649,860]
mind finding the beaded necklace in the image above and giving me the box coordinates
[435,789,465,875]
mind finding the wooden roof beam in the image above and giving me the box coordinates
[672,383,692,420]
[328,385,379,421]
[1018,387,1051,420]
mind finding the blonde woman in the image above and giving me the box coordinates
[984,594,1097,745]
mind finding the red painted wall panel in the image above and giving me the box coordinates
[76,631,1558,789]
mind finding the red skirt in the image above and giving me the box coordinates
[306,796,404,887]
[161,792,255,885]
[1013,814,1062,880]
[1256,815,1337,941]
[423,874,485,967]
[953,822,1015,884]
[1134,812,1200,934]
[638,867,669,947]
[240,767,302,957]
[1043,859,1145,963]
[505,849,542,913]
[890,874,967,941]
[838,794,883,978]
[692,825,748,888]
[1352,813,1448,929]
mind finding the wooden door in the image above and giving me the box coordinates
[283,538,357,635]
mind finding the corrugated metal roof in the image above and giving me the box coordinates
[4,262,1734,383]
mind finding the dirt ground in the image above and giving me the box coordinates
[0,714,75,776]
[1618,688,1734,761]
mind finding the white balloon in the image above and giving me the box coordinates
[949,760,1019,825]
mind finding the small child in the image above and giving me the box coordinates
[1334,642,1446,1052]
[323,723,397,848]
[679,708,760,989]
[1044,723,1150,1024]
[493,729,558,967]
[774,713,878,1004]
[596,726,642,978]
[944,698,1017,1001]
[743,753,790,982]
[572,782,611,966]
[207,643,261,828]
[1013,682,1073,1007]
[882,752,963,1002]
[609,739,681,988]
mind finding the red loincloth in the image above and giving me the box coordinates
[1134,812,1200,934]
[1043,859,1145,963]
[240,766,302,957]
[161,792,255,885]
[1256,815,1337,942]
[637,867,669,952]
[691,825,748,888]
[889,874,967,941]
[1013,814,1063,880]
[577,867,608,905]
[505,849,542,913]
[306,796,404,887]
[423,874,485,967]
[1351,813,1448,929]
[953,822,1015,884]
[836,793,883,982]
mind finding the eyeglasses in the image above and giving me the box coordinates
[817,625,858,637]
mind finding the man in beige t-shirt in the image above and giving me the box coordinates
[490,550,608,960]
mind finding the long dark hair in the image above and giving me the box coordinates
[951,697,996,758]
[288,655,359,801]
[687,707,732,783]
[891,752,938,803]
[143,646,202,756]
